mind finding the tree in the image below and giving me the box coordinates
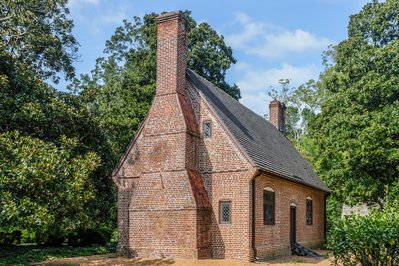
[0,0,78,83]
[267,79,323,146]
[0,132,100,243]
[309,0,399,206]
[0,0,116,243]
[73,11,240,156]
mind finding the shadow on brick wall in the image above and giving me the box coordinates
[198,136,226,258]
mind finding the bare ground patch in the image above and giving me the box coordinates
[35,251,332,266]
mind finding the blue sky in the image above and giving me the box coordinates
[65,0,370,115]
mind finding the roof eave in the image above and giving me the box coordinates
[257,167,331,194]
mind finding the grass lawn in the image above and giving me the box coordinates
[0,245,115,266]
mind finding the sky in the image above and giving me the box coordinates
[63,0,370,115]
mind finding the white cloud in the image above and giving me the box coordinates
[234,62,251,72]
[69,0,100,9]
[225,13,332,58]
[225,12,272,50]
[240,91,272,116]
[250,29,331,58]
[100,7,127,25]
[236,63,319,115]
[237,63,319,93]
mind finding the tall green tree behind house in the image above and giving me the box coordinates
[0,0,78,83]
[73,11,240,156]
[0,0,115,243]
[267,78,324,161]
[310,0,399,207]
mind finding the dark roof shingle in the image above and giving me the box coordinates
[187,69,330,193]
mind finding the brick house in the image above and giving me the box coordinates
[112,11,330,261]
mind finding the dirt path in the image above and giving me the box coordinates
[37,252,332,266]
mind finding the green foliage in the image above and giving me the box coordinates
[0,0,116,244]
[0,228,21,245]
[329,201,399,266]
[67,228,111,247]
[310,0,399,206]
[0,52,117,242]
[0,245,114,266]
[188,21,240,100]
[267,79,323,148]
[0,132,100,242]
[72,11,240,156]
[0,0,78,83]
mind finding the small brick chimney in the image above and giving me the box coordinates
[155,11,187,96]
[269,99,286,134]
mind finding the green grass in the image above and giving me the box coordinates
[0,245,116,266]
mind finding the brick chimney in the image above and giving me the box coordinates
[155,11,187,96]
[269,99,286,134]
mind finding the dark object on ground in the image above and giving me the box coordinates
[291,242,323,257]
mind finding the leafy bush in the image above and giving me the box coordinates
[67,228,112,247]
[329,201,399,266]
[0,132,100,244]
[0,228,21,245]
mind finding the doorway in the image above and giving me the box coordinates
[290,206,296,243]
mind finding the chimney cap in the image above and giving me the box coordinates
[155,10,187,24]
[269,99,286,108]
[270,99,280,104]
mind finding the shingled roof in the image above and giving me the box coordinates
[187,69,330,193]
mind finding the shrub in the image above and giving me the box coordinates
[67,228,111,247]
[328,201,399,266]
[0,228,21,245]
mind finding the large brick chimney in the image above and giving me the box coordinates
[155,11,187,95]
[269,99,286,134]
[111,11,211,259]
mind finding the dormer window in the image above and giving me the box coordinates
[203,121,212,138]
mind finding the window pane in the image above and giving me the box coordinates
[306,199,313,225]
[263,191,275,224]
[220,201,231,223]
[204,122,211,137]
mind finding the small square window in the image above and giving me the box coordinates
[203,121,212,138]
[219,201,231,224]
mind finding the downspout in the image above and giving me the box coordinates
[252,170,262,261]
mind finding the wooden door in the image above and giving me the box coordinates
[290,206,296,243]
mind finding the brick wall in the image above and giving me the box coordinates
[187,81,254,260]
[253,173,325,260]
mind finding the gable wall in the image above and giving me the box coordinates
[187,82,255,260]
[114,90,212,258]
